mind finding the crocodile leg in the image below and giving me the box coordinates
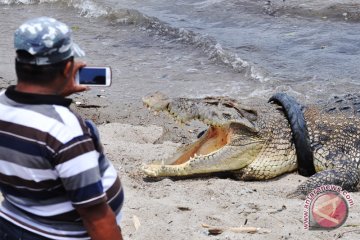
[291,160,360,197]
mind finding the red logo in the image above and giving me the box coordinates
[310,191,348,229]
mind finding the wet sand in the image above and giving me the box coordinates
[1,2,360,240]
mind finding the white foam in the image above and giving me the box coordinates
[0,0,262,82]
[71,0,108,18]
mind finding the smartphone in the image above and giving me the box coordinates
[76,67,112,86]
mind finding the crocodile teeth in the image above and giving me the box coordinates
[192,153,206,159]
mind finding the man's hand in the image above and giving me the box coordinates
[59,60,89,97]
[76,202,123,240]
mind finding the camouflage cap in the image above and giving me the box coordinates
[14,17,85,65]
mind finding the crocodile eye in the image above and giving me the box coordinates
[222,113,231,119]
[326,107,336,112]
[339,106,351,111]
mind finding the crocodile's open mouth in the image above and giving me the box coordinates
[142,91,263,177]
[142,122,263,177]
[171,125,231,165]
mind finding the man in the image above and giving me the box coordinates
[0,17,124,239]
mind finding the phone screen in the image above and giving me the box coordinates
[78,68,106,85]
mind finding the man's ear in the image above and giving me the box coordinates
[63,60,74,78]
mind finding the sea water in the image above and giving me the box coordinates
[1,0,360,102]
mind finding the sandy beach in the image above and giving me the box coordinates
[1,1,360,239]
[85,113,360,240]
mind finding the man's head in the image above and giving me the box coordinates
[14,17,85,86]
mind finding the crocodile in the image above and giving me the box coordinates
[142,92,360,196]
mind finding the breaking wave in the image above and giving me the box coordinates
[0,0,265,81]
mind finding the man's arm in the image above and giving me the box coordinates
[75,202,123,240]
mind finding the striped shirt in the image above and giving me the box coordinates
[0,86,124,239]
